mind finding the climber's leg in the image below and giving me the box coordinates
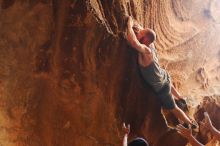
[170,106,192,125]
[157,85,194,126]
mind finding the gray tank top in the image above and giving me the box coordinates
[139,47,169,92]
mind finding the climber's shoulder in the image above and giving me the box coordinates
[149,43,156,49]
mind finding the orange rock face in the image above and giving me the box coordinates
[0,0,219,146]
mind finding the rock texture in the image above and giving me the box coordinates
[194,95,220,146]
[0,0,219,146]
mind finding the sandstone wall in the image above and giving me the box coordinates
[0,0,219,146]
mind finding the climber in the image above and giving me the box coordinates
[177,112,220,146]
[122,123,149,146]
[126,16,197,128]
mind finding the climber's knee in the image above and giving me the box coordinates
[158,94,176,110]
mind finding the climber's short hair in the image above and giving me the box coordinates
[128,138,149,146]
[140,28,156,44]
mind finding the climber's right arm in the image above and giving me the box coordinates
[127,16,151,54]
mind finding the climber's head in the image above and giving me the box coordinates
[128,138,149,146]
[137,28,156,46]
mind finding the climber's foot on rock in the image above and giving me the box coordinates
[182,120,199,132]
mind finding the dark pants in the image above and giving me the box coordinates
[156,80,175,110]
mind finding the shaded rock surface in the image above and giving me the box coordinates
[0,0,219,146]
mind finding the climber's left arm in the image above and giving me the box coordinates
[127,16,151,54]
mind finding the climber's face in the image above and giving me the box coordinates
[137,29,151,46]
[140,35,149,46]
[137,30,146,41]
